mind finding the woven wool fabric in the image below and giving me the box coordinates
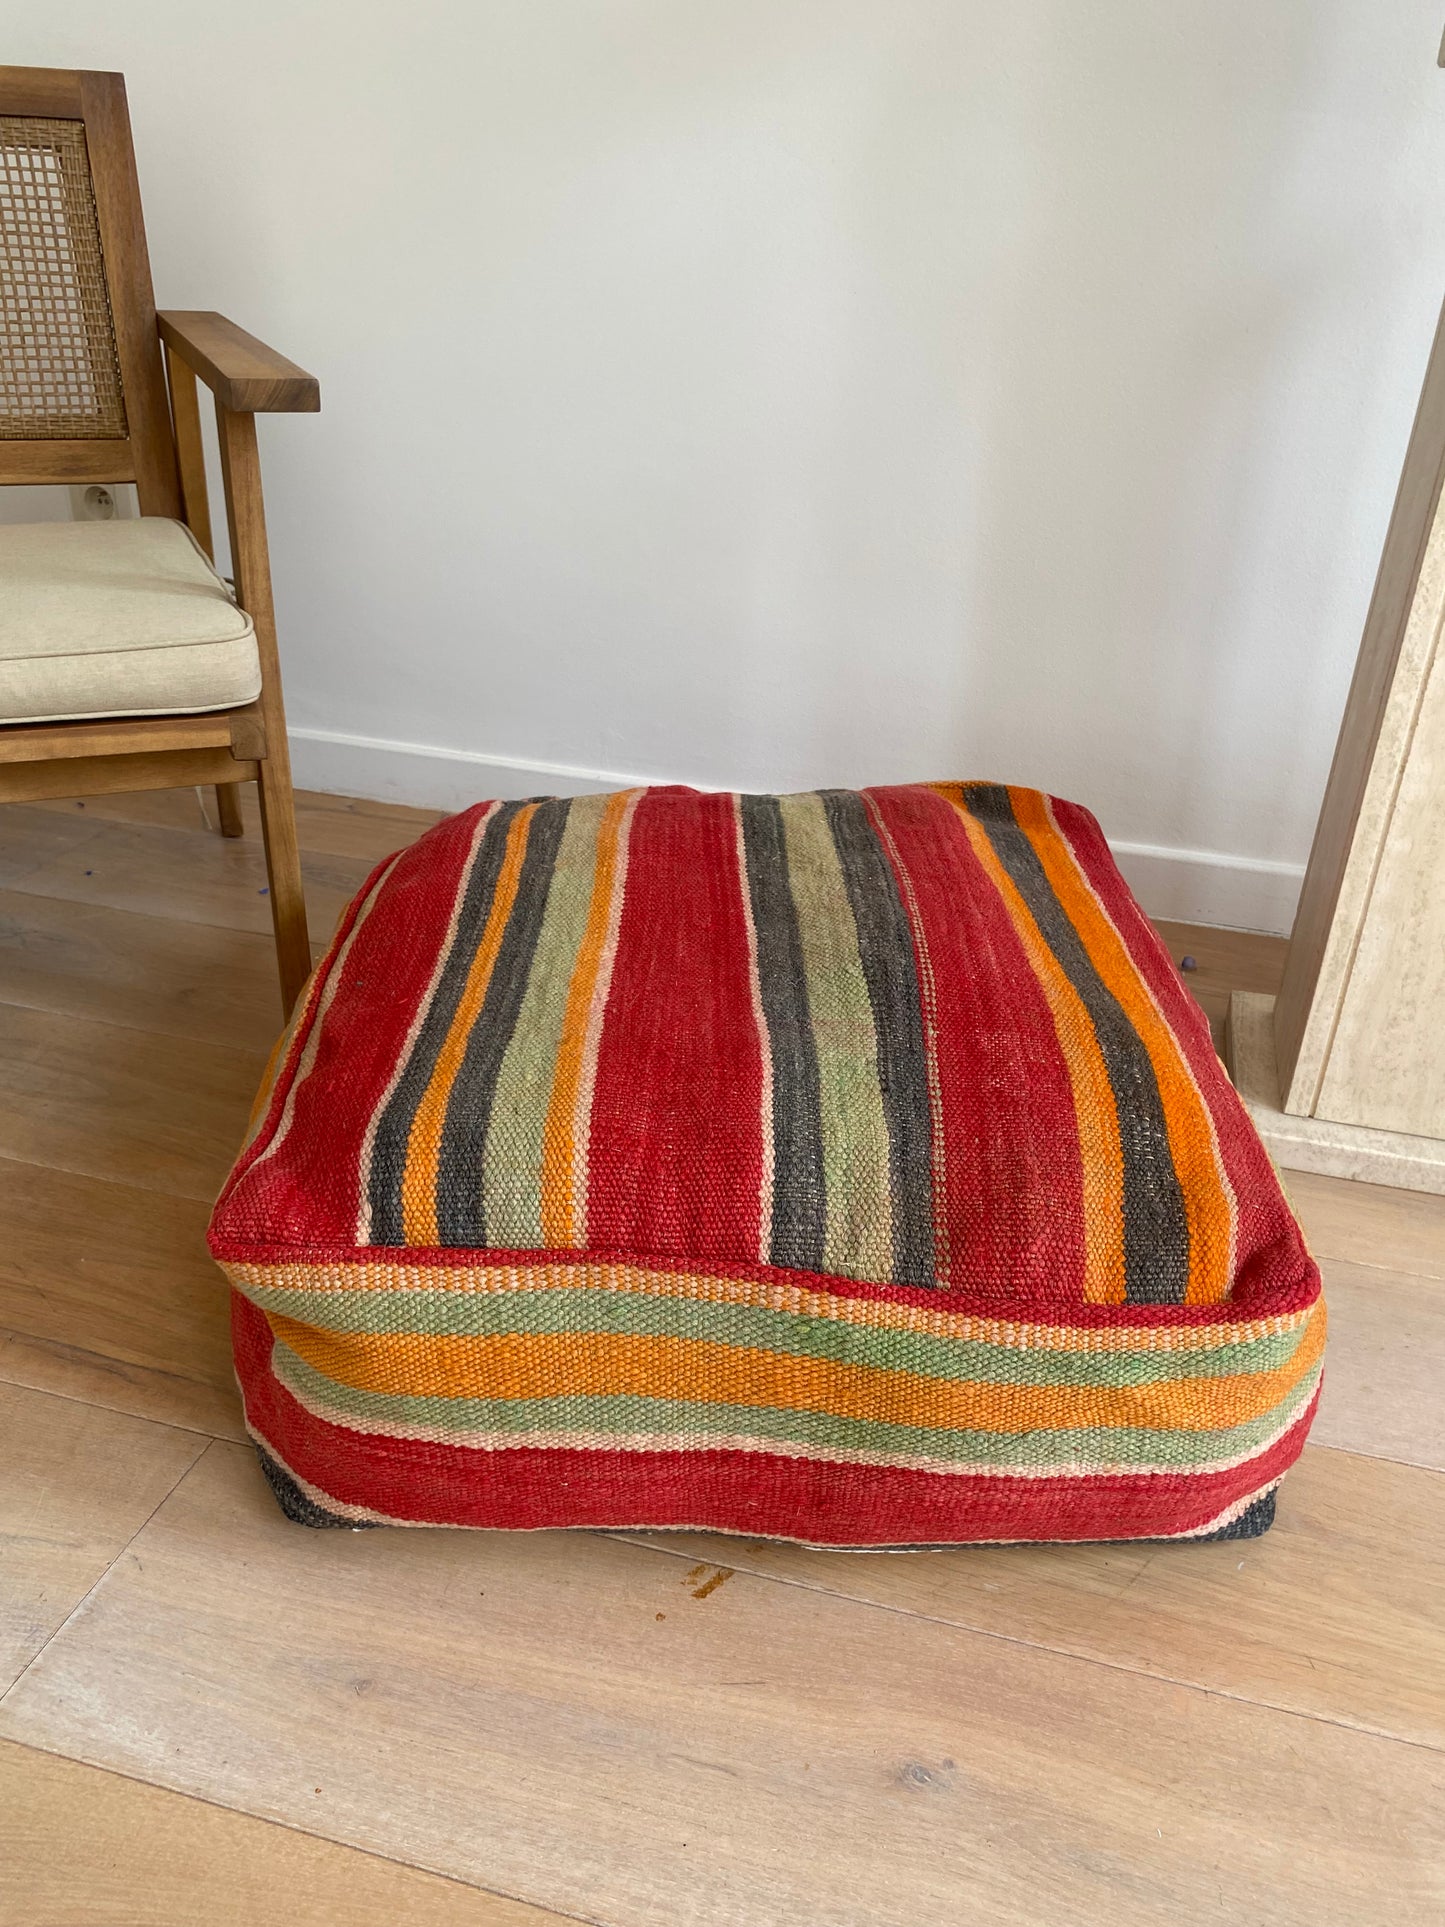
[209,782,1324,1545]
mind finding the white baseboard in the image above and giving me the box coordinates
[288,727,1304,935]
[288,726,640,809]
[1109,840,1302,936]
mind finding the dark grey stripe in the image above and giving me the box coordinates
[366,801,524,1247]
[256,1449,375,1529]
[739,793,827,1273]
[820,790,937,1287]
[961,784,1190,1304]
[436,798,573,1245]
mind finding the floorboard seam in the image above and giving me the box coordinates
[0,1145,228,1208]
[0,1353,235,1442]
[616,1532,1445,1759]
[0,875,333,945]
[1313,1256,1445,1283]
[0,1148,220,1203]
[0,1437,214,1712]
[3,1732,614,1927]
[0,1005,270,1067]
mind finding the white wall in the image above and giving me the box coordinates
[11,3,1445,930]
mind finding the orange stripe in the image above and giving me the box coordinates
[400,805,538,1243]
[267,1308,1325,1436]
[355,805,500,1244]
[1008,788,1235,1304]
[540,789,636,1246]
[936,787,1127,1304]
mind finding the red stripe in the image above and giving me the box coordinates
[1049,798,1315,1305]
[212,806,492,1246]
[864,785,1089,1304]
[211,851,387,1221]
[210,785,1319,1325]
[233,1291,1315,1543]
[584,788,765,1262]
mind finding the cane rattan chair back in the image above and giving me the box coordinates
[0,69,181,510]
[2,116,126,438]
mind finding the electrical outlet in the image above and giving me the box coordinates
[68,483,136,521]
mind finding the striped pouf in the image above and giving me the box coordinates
[209,783,1323,1545]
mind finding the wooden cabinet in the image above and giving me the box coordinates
[1228,301,1445,1191]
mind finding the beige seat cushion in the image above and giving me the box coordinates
[0,517,263,724]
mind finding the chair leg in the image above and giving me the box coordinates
[215,783,245,837]
[256,760,311,1018]
[213,400,312,1019]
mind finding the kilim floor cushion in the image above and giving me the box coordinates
[209,783,1324,1545]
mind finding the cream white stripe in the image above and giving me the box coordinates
[1164,1476,1282,1539]
[241,1423,408,1525]
[222,1259,1315,1351]
[732,793,775,1265]
[243,853,403,1188]
[569,788,642,1236]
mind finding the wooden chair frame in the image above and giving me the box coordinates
[0,66,319,1015]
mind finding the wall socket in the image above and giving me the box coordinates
[68,483,137,521]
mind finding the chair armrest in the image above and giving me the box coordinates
[157,311,320,413]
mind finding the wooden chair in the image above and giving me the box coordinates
[0,65,318,1015]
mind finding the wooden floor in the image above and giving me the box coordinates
[1,785,1442,1927]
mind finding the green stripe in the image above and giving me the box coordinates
[246,1284,1310,1388]
[482,794,612,1245]
[821,790,936,1284]
[439,800,574,1244]
[272,1342,1320,1473]
[738,793,826,1272]
[778,791,892,1280]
